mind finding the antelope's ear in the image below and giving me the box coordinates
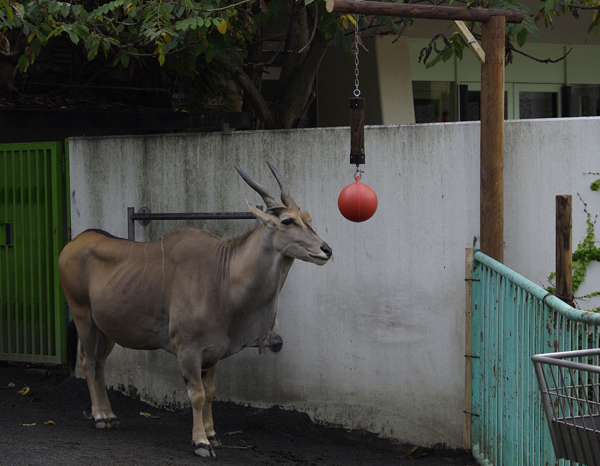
[247,201,278,226]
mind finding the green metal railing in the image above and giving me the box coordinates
[0,142,68,364]
[469,249,600,466]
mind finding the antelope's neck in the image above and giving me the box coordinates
[228,226,294,305]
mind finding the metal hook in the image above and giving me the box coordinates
[355,165,364,179]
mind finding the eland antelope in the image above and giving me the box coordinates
[58,162,332,457]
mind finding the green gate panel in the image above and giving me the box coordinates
[470,250,600,466]
[0,142,67,364]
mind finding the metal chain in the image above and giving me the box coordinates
[353,14,360,98]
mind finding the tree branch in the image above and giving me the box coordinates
[193,0,254,13]
[215,52,277,128]
[296,3,319,55]
[472,31,573,64]
[277,27,331,127]
[249,20,291,68]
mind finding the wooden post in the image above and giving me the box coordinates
[479,16,505,263]
[556,195,574,306]
[326,0,524,23]
[325,1,522,264]
[453,21,485,64]
[350,98,365,165]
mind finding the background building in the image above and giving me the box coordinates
[315,5,600,126]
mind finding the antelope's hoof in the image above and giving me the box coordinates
[208,435,221,448]
[95,417,120,429]
[194,442,216,457]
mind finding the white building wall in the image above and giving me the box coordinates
[68,117,600,448]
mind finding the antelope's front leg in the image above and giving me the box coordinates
[202,365,221,449]
[181,359,216,457]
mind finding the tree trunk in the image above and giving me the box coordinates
[216,4,331,129]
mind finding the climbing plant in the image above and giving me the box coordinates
[547,180,600,310]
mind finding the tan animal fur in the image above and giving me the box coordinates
[58,162,332,457]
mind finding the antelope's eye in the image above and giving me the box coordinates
[281,218,295,226]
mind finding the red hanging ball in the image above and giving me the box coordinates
[338,176,378,223]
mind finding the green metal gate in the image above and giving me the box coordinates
[0,142,68,364]
[466,249,600,465]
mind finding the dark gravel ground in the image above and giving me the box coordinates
[0,361,477,466]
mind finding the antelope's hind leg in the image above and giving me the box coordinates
[74,310,119,428]
[203,365,221,449]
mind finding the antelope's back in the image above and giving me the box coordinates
[58,229,128,306]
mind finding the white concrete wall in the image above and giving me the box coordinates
[68,117,600,449]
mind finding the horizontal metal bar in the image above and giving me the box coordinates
[474,250,600,326]
[130,212,256,221]
[532,349,600,374]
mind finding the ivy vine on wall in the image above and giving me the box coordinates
[547,175,600,310]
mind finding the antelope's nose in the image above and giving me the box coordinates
[321,244,333,258]
[270,336,283,353]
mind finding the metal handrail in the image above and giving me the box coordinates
[474,250,600,326]
[127,207,259,241]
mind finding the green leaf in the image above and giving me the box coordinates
[441,46,453,62]
[516,27,528,47]
[88,46,98,60]
[30,39,41,55]
[163,38,178,54]
[121,53,130,68]
[425,54,443,69]
[506,23,521,37]
[61,2,71,18]
[523,17,539,39]
[49,1,60,14]
[176,18,190,30]
[591,179,600,191]
[17,55,28,72]
[205,43,214,62]
[102,38,111,54]
[68,31,79,44]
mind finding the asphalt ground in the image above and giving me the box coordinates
[0,361,478,466]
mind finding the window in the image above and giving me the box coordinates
[412,81,456,123]
[569,85,600,117]
[518,91,558,119]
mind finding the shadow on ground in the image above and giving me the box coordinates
[0,362,477,466]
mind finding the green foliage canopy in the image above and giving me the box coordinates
[1,0,600,127]
[0,0,258,74]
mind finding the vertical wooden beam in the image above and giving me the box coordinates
[556,195,574,306]
[480,16,505,263]
[350,98,365,165]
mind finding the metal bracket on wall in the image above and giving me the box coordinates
[127,207,262,241]
[0,223,14,246]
